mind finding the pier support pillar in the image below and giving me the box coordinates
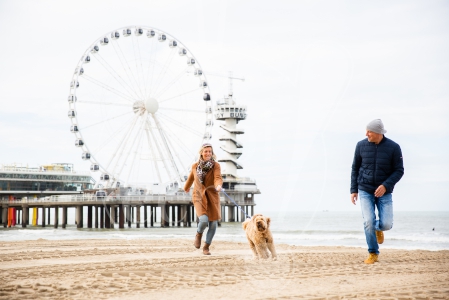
[53,206,59,229]
[150,206,154,227]
[144,205,148,228]
[136,206,140,228]
[42,206,46,227]
[95,206,98,228]
[160,204,170,227]
[126,205,131,228]
[153,206,157,225]
[87,205,92,228]
[22,205,28,228]
[110,205,115,229]
[165,205,170,227]
[181,205,187,227]
[187,205,192,227]
[47,207,50,225]
[62,207,67,229]
[104,205,110,229]
[2,206,8,228]
[100,205,104,228]
[131,206,134,224]
[119,204,124,229]
[76,205,83,228]
[228,206,235,222]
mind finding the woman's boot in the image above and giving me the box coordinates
[194,232,202,249]
[203,243,211,255]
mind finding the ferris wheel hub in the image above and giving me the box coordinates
[145,97,159,113]
[132,101,145,115]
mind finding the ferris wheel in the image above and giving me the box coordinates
[68,26,213,191]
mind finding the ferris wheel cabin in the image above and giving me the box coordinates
[91,45,99,53]
[146,29,155,38]
[169,40,177,48]
[75,139,84,147]
[100,37,109,45]
[135,28,143,36]
[111,31,120,39]
[90,164,99,172]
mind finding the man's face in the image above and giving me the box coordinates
[366,130,383,144]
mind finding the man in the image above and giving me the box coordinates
[350,119,404,264]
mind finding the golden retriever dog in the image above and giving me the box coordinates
[242,214,277,260]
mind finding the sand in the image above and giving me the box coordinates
[0,238,448,300]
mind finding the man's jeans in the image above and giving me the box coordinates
[359,189,393,254]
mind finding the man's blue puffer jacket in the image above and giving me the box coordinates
[351,136,404,194]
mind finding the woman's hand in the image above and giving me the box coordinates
[185,187,190,193]
[215,185,221,192]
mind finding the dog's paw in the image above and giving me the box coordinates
[271,256,277,261]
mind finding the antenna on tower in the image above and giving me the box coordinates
[197,71,244,102]
[226,71,245,98]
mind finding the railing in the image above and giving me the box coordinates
[222,177,257,184]
[0,194,258,205]
[0,166,91,176]
[1,194,222,203]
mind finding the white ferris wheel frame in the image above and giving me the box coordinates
[67,25,213,190]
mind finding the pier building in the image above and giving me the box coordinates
[0,163,93,197]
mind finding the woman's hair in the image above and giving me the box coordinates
[198,143,217,161]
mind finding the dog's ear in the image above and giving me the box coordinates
[242,220,248,230]
[266,217,271,227]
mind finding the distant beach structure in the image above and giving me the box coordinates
[213,72,261,222]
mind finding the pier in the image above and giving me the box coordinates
[0,194,255,229]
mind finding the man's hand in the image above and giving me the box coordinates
[351,193,358,205]
[374,185,386,197]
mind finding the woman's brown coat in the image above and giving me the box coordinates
[184,162,223,221]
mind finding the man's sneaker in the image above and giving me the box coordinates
[364,253,379,264]
[376,230,384,244]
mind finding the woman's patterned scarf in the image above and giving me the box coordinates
[196,158,215,184]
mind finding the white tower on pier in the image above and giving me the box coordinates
[214,72,260,222]
[214,73,246,177]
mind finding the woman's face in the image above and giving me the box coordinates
[202,147,213,161]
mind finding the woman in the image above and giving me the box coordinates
[184,143,222,255]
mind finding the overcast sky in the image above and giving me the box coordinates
[0,0,448,212]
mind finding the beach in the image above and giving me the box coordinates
[1,238,448,300]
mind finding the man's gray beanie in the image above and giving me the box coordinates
[366,119,387,134]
